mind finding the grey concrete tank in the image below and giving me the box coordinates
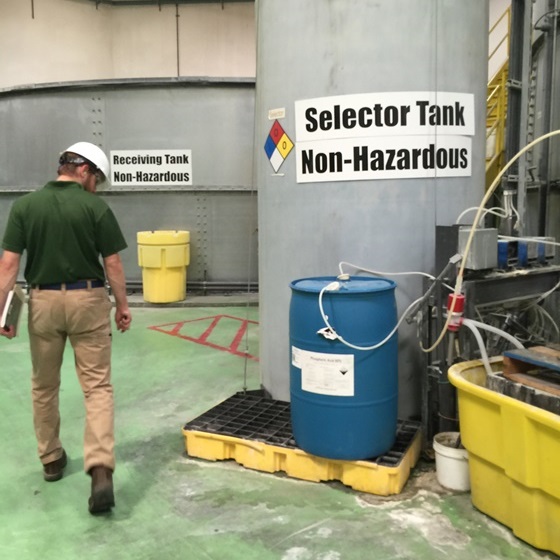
[255,0,489,419]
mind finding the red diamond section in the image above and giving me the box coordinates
[149,314,258,361]
[269,120,285,146]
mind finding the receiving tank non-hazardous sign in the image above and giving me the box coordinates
[294,91,475,183]
[111,149,192,187]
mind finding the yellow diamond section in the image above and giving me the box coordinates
[277,133,294,158]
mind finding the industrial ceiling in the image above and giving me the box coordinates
[84,0,252,5]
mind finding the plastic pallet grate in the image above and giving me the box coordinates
[183,391,422,495]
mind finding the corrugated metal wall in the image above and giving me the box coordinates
[0,79,257,289]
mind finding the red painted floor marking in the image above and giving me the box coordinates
[198,315,221,343]
[229,318,247,354]
[149,314,259,361]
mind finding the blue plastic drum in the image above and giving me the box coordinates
[289,276,398,460]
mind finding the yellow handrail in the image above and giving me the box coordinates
[486,7,510,188]
[489,5,510,35]
[488,6,511,83]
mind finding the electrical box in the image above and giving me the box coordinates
[435,225,498,277]
[458,227,498,270]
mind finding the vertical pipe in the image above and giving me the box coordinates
[31,0,35,19]
[516,0,533,236]
[540,2,559,235]
[176,3,180,77]
[503,0,532,236]
[549,4,559,227]
[537,2,556,235]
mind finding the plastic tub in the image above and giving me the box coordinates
[448,357,560,555]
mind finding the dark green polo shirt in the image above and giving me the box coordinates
[1,181,127,285]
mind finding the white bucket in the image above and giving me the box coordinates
[433,432,470,491]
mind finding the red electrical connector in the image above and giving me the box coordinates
[447,293,465,332]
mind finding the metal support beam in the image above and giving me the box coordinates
[503,0,533,236]
[537,2,559,235]
[462,266,560,317]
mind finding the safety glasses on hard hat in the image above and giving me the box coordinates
[91,167,105,186]
[60,153,104,185]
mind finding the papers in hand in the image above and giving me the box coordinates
[1,285,26,336]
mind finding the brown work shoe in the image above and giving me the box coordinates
[43,450,67,482]
[88,466,115,514]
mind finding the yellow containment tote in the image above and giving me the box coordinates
[137,230,190,303]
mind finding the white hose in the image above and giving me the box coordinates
[499,235,560,248]
[463,318,525,350]
[338,261,437,282]
[318,285,423,351]
[423,128,560,354]
[461,320,493,377]
[455,206,508,225]
[337,261,455,292]
[534,305,560,342]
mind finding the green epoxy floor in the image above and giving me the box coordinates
[1,299,558,560]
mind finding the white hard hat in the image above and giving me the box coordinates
[63,142,110,182]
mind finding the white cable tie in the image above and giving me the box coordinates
[317,327,339,340]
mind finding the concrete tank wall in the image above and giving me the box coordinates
[255,0,489,419]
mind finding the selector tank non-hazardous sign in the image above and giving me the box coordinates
[294,92,475,183]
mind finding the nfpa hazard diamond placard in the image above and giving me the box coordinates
[264,120,294,173]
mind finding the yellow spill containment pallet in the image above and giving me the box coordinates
[183,391,422,496]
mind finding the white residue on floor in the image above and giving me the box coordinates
[281,548,341,560]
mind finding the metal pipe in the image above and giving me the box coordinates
[502,0,532,237]
[176,3,181,77]
[516,0,533,236]
[537,2,558,235]
[545,2,558,235]
[126,280,258,292]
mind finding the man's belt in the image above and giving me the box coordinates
[33,280,105,290]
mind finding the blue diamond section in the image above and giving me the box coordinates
[264,135,277,159]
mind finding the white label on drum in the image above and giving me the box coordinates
[292,347,354,396]
[291,346,304,368]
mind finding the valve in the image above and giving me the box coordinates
[446,293,465,332]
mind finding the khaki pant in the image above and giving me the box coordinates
[28,287,114,473]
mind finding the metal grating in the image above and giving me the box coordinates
[184,391,421,467]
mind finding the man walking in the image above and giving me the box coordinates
[0,142,131,514]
